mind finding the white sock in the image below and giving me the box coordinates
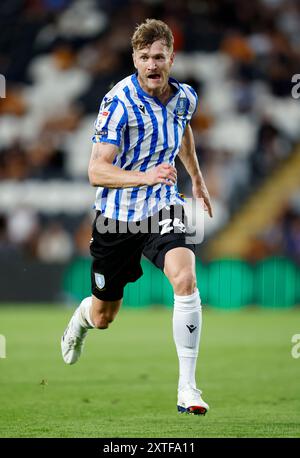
[173,288,202,392]
[73,296,95,333]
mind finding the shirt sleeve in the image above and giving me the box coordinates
[182,84,198,122]
[92,96,128,146]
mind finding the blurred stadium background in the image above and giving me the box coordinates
[0,0,300,439]
[0,0,299,307]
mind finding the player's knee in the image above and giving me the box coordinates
[170,269,196,296]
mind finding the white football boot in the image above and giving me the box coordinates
[61,308,88,364]
[177,384,209,415]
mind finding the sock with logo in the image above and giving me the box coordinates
[72,296,95,335]
[173,288,202,392]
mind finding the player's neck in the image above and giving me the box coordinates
[137,76,174,105]
[149,85,173,104]
[155,84,174,105]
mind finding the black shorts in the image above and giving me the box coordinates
[89,205,195,301]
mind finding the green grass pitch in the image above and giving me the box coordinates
[0,304,299,438]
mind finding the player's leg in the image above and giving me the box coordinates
[89,294,122,329]
[164,247,209,415]
[61,295,122,365]
[61,211,145,365]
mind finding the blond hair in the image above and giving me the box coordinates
[131,19,174,51]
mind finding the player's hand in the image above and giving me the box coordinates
[145,163,177,186]
[192,181,213,218]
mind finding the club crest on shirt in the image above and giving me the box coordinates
[175,97,188,117]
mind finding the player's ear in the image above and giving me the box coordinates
[170,51,175,66]
[132,51,137,69]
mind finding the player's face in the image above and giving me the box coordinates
[133,40,174,96]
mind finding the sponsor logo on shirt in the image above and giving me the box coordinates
[138,104,145,114]
[103,98,113,109]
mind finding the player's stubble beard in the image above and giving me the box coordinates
[139,70,172,100]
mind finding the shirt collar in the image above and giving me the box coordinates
[131,72,180,105]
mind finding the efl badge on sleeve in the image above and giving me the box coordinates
[175,97,188,117]
[96,111,109,129]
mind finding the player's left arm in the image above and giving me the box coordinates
[178,123,213,217]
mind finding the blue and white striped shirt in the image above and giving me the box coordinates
[92,73,198,221]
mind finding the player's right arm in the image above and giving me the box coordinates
[88,142,177,188]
